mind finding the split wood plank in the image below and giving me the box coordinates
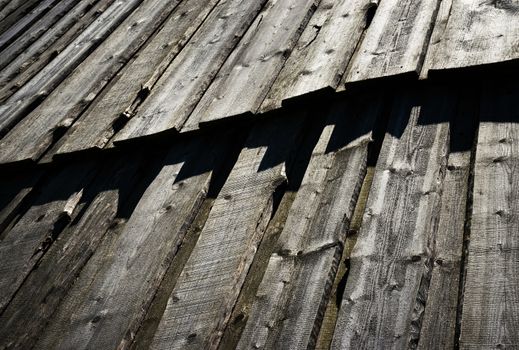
[417,92,476,349]
[183,0,319,130]
[54,0,221,156]
[0,0,184,164]
[0,0,112,102]
[0,154,149,350]
[332,87,454,349]
[149,116,306,350]
[459,83,519,349]
[35,137,230,350]
[112,0,269,144]
[237,96,382,349]
[422,0,519,77]
[260,0,371,111]
[0,0,143,136]
[343,0,440,85]
[0,161,98,314]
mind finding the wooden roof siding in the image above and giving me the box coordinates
[0,0,518,349]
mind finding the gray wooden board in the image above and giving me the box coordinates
[459,83,519,349]
[0,0,184,164]
[183,0,318,130]
[0,0,112,102]
[149,115,306,350]
[0,155,146,350]
[112,0,268,143]
[237,96,382,349]
[0,0,39,25]
[421,0,519,77]
[35,138,228,350]
[0,161,98,314]
[417,93,476,349]
[260,0,370,111]
[0,0,143,136]
[332,87,453,349]
[342,0,440,84]
[54,0,221,155]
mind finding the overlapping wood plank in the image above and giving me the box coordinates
[0,0,143,136]
[459,83,519,349]
[149,116,305,350]
[112,0,268,143]
[54,0,221,156]
[0,0,185,164]
[332,87,454,349]
[343,0,440,85]
[183,0,319,130]
[422,0,519,77]
[35,137,231,350]
[237,96,382,349]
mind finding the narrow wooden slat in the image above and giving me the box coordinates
[149,116,305,350]
[0,0,184,164]
[260,0,370,111]
[0,0,40,34]
[183,0,319,129]
[459,83,519,349]
[332,87,453,349]
[237,96,382,349]
[0,0,143,136]
[422,0,519,77]
[112,0,268,144]
[343,0,440,85]
[54,0,221,156]
[35,137,229,350]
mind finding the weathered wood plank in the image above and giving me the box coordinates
[343,0,440,85]
[260,0,370,111]
[422,0,519,77]
[0,0,185,164]
[459,83,519,349]
[183,0,319,129]
[0,0,40,35]
[35,137,230,350]
[149,116,305,350]
[112,0,268,143]
[237,96,382,349]
[0,0,143,136]
[54,0,221,156]
[332,87,453,349]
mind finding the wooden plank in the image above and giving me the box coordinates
[0,0,112,102]
[342,0,440,85]
[417,93,476,349]
[183,0,319,130]
[0,0,40,34]
[0,0,184,164]
[260,0,370,111]
[422,0,519,77]
[0,0,143,136]
[54,0,221,156]
[237,96,382,349]
[459,83,519,349]
[112,0,268,143]
[0,161,98,314]
[35,137,230,350]
[149,116,305,350]
[0,154,148,350]
[331,87,453,349]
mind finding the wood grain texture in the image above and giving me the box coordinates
[459,83,519,349]
[55,0,220,155]
[113,0,268,143]
[149,116,305,350]
[35,138,225,350]
[422,0,519,76]
[237,97,381,349]
[343,0,440,84]
[332,87,453,349]
[184,0,318,129]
